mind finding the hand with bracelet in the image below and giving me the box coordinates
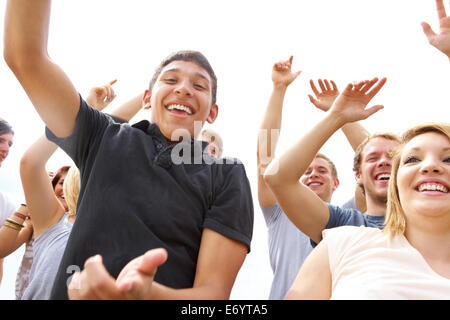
[4,204,30,230]
[0,204,33,258]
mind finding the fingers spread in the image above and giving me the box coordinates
[366,77,387,98]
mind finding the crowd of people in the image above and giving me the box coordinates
[0,0,448,300]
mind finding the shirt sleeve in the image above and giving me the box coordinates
[326,204,364,229]
[45,96,112,169]
[0,192,17,224]
[309,204,364,248]
[203,161,254,253]
[260,203,282,226]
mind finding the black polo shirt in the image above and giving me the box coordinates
[46,97,254,299]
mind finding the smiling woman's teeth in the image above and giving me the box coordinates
[167,104,192,115]
[418,184,448,193]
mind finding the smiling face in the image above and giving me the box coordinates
[356,137,400,204]
[397,132,450,219]
[0,132,13,167]
[54,172,68,212]
[301,157,339,202]
[145,60,218,141]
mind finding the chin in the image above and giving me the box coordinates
[404,200,449,217]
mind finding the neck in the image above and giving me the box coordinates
[365,195,386,216]
[404,215,450,277]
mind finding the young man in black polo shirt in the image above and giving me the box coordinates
[4,0,253,299]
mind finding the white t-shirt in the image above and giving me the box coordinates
[0,191,17,224]
[324,226,450,300]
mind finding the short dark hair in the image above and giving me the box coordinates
[52,165,71,190]
[0,118,14,136]
[148,50,217,105]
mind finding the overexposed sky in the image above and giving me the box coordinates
[0,0,449,300]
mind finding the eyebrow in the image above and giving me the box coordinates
[407,147,450,152]
[163,68,210,83]
[306,166,329,171]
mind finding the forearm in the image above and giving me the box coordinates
[149,281,229,300]
[110,94,144,121]
[0,209,31,258]
[257,85,287,168]
[265,113,345,187]
[341,122,369,151]
[20,135,58,171]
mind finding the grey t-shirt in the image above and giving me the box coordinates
[262,203,313,300]
[21,214,72,300]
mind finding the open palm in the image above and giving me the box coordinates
[422,0,450,58]
[331,77,386,123]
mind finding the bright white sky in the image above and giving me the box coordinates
[0,0,448,300]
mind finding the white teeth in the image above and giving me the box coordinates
[377,173,391,181]
[167,104,192,115]
[309,183,322,186]
[418,183,448,193]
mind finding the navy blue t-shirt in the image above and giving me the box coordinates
[311,204,385,247]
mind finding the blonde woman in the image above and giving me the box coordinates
[285,123,450,299]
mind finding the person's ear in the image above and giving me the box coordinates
[355,171,362,188]
[206,104,218,124]
[143,90,151,109]
[332,178,340,191]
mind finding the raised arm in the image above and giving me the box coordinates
[19,81,121,238]
[309,79,369,212]
[85,79,145,122]
[20,136,65,238]
[309,79,369,151]
[257,56,301,208]
[4,0,80,137]
[264,78,386,243]
[421,0,450,59]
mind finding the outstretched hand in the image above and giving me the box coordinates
[421,0,450,58]
[330,77,387,124]
[271,56,302,88]
[68,248,168,300]
[86,79,117,111]
[308,79,339,112]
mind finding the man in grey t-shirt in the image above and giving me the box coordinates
[257,57,369,299]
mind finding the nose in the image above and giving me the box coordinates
[174,79,193,97]
[420,156,443,174]
[0,142,9,154]
[377,155,392,168]
[310,169,321,178]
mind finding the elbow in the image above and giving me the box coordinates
[263,164,282,190]
[4,45,47,78]
[19,152,40,176]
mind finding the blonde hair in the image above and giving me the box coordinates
[384,122,450,236]
[63,166,80,218]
